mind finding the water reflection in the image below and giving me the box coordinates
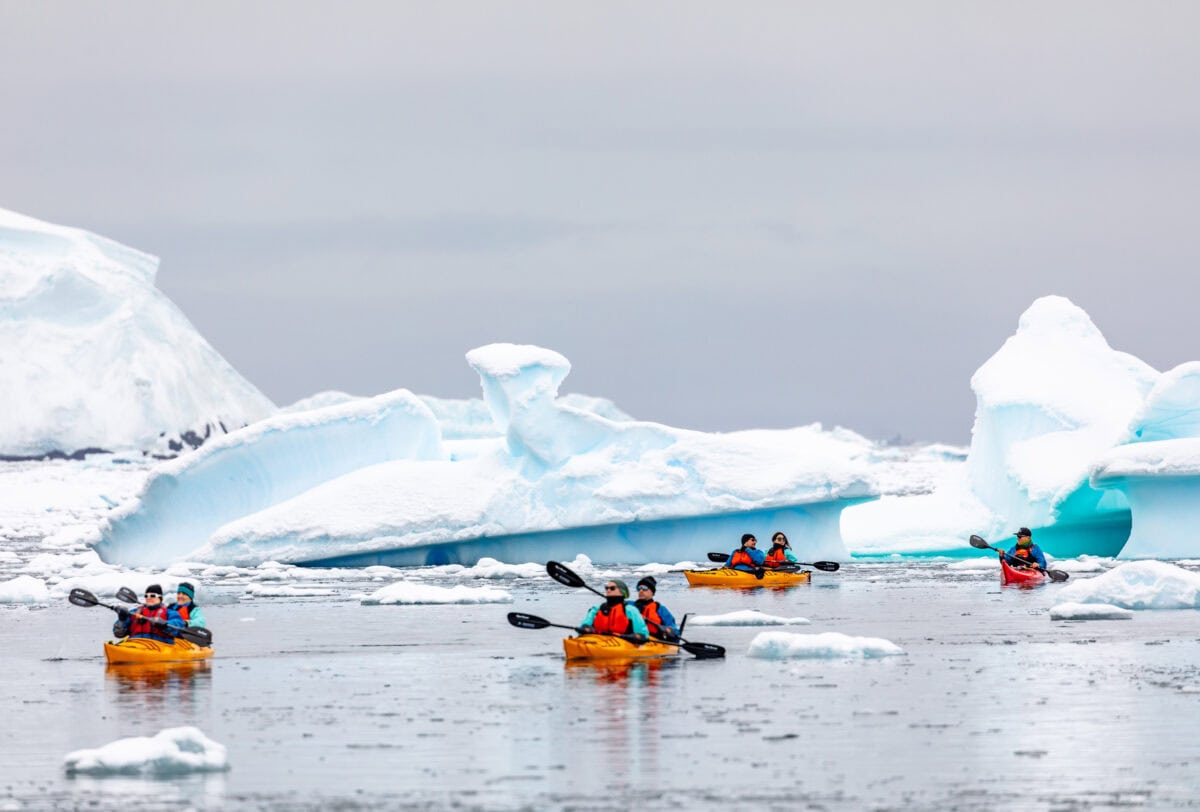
[105,660,212,709]
[67,772,227,809]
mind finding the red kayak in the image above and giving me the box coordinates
[1000,556,1047,587]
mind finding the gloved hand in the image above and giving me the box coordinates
[117,608,130,621]
[577,625,595,635]
[630,634,648,645]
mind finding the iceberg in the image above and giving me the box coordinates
[1055,561,1200,610]
[1091,363,1200,559]
[0,208,274,458]
[746,631,905,659]
[1048,602,1134,621]
[101,343,931,568]
[360,582,513,605]
[96,391,443,567]
[63,727,229,777]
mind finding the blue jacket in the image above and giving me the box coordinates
[1004,543,1047,570]
[169,602,207,629]
[580,601,650,637]
[728,546,766,572]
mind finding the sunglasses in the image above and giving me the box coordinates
[145,593,161,599]
[604,585,619,591]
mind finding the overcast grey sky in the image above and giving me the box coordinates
[4,2,1199,443]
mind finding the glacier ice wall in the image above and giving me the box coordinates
[1091,363,1200,558]
[96,391,443,566]
[0,208,275,458]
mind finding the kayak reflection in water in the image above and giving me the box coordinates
[112,584,183,643]
[764,531,800,568]
[728,534,766,572]
[1005,528,1047,570]
[169,581,208,629]
[634,577,679,641]
[579,579,649,642]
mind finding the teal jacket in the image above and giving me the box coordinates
[169,602,208,629]
[580,601,649,636]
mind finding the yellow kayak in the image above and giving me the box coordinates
[684,567,812,587]
[104,637,215,665]
[562,634,678,661]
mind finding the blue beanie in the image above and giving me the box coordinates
[176,582,196,600]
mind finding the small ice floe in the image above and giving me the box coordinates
[1048,555,1112,573]
[947,558,998,571]
[747,631,905,659]
[361,582,512,605]
[1056,561,1200,610]
[1049,602,1134,621]
[452,558,546,579]
[634,561,700,576]
[63,726,229,776]
[687,610,810,626]
[0,575,50,604]
[244,585,338,598]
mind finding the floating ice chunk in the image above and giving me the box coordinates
[634,562,700,575]
[63,726,229,776]
[0,575,49,604]
[244,585,339,598]
[947,558,1000,571]
[1049,556,1112,573]
[1049,602,1134,620]
[361,582,513,605]
[1056,561,1200,610]
[687,610,810,626]
[453,558,548,579]
[747,631,905,659]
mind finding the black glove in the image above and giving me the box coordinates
[577,625,595,635]
[117,608,130,621]
[630,634,648,645]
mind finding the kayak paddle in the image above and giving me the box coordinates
[68,588,214,646]
[706,552,840,572]
[968,535,1069,582]
[542,562,726,659]
[507,611,724,660]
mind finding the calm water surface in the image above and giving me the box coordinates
[2,563,1199,810]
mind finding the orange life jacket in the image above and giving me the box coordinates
[765,547,790,567]
[129,605,171,638]
[639,600,665,632]
[174,604,192,623]
[731,549,756,569]
[591,601,634,635]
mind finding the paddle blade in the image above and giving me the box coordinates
[545,561,587,589]
[68,588,98,608]
[707,552,730,563]
[175,626,213,646]
[812,561,840,572]
[1047,569,1070,583]
[682,641,726,660]
[969,535,990,549]
[507,611,552,630]
[754,567,765,580]
[116,587,139,604]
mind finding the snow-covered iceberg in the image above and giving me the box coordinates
[1055,561,1200,610]
[63,727,229,776]
[96,391,443,566]
[0,208,274,458]
[360,582,513,605]
[100,343,933,568]
[1091,364,1200,559]
[747,631,905,659]
[845,296,1157,558]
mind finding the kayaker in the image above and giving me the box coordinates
[764,531,800,568]
[579,579,649,641]
[1004,528,1047,570]
[634,576,679,640]
[113,584,184,644]
[728,534,766,572]
[169,582,207,629]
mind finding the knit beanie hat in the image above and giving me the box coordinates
[610,579,630,599]
[176,582,196,600]
[636,576,657,594]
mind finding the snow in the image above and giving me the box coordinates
[1055,561,1200,610]
[0,575,49,604]
[686,610,810,626]
[63,726,229,776]
[361,582,513,605]
[0,208,274,458]
[1048,602,1134,620]
[747,631,905,659]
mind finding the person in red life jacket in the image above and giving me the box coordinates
[728,534,766,572]
[578,579,649,641]
[1004,528,1047,570]
[112,584,184,644]
[634,576,679,640]
[168,582,208,629]
[764,531,800,568]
